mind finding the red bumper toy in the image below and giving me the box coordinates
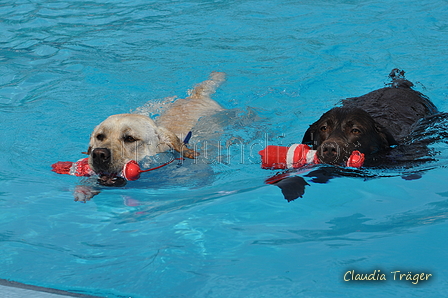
[51,157,182,181]
[259,144,364,169]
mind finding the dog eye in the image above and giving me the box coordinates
[351,128,361,134]
[320,125,328,132]
[96,134,105,141]
[123,136,137,143]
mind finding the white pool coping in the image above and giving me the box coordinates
[0,279,103,298]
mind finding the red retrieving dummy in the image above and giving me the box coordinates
[258,144,364,169]
[51,158,94,176]
[51,157,183,181]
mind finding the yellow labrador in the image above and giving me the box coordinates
[85,72,225,187]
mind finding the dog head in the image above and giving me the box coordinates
[302,107,397,165]
[86,114,197,186]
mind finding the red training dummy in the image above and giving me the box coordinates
[258,144,364,169]
[51,157,182,181]
[51,158,94,177]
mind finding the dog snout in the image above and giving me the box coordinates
[322,142,338,157]
[318,140,343,164]
[91,148,111,168]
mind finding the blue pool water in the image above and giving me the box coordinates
[1,0,448,297]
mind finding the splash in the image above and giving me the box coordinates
[131,96,177,119]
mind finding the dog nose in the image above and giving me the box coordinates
[91,148,111,165]
[321,142,339,158]
[318,141,342,164]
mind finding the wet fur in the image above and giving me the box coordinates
[86,72,226,184]
[273,70,443,202]
[302,70,438,166]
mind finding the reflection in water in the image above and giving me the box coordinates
[253,198,448,246]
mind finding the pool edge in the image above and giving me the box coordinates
[0,279,103,298]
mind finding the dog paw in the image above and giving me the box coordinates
[182,147,200,159]
[73,185,100,203]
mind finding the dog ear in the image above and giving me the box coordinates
[157,127,199,159]
[374,122,398,148]
[302,122,319,149]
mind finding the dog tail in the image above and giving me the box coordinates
[388,68,438,115]
[188,72,226,99]
[388,68,414,88]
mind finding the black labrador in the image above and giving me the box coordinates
[302,69,438,166]
[271,69,444,201]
